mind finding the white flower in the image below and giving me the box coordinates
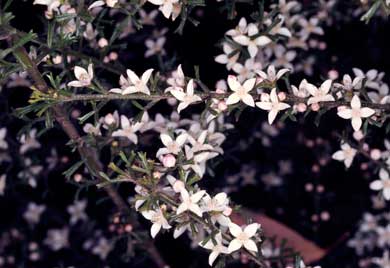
[0,128,8,150]
[256,65,289,84]
[199,233,229,266]
[372,251,390,268]
[44,228,69,251]
[233,24,272,58]
[67,64,94,88]
[376,225,390,247]
[170,79,202,113]
[112,115,142,144]
[370,169,390,200]
[337,95,375,131]
[23,203,46,225]
[83,123,101,136]
[19,128,41,154]
[232,58,262,82]
[227,222,260,253]
[226,17,248,37]
[334,74,363,91]
[202,192,231,226]
[142,208,171,238]
[156,132,187,157]
[332,143,357,168]
[145,37,166,57]
[215,43,240,70]
[148,0,179,19]
[292,79,311,98]
[306,79,335,105]
[110,69,153,95]
[226,75,256,107]
[176,189,206,217]
[256,88,290,124]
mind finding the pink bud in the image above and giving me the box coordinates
[278,92,286,101]
[162,154,176,168]
[218,100,228,111]
[370,149,381,160]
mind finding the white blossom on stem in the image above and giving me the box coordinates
[332,143,357,168]
[110,69,153,95]
[227,222,260,253]
[142,208,171,238]
[67,64,93,88]
[170,79,202,113]
[226,75,256,107]
[337,95,375,131]
[370,169,390,200]
[256,65,289,84]
[199,233,229,266]
[112,115,142,144]
[233,24,272,58]
[305,79,335,105]
[256,88,290,124]
[176,189,206,217]
[156,132,188,157]
[148,0,180,20]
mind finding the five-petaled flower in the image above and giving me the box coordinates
[67,64,94,88]
[226,75,256,107]
[337,95,375,131]
[112,115,142,144]
[156,132,188,157]
[233,24,272,58]
[170,79,202,113]
[256,88,291,124]
[227,222,260,253]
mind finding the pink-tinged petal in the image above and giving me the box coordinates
[176,133,188,147]
[276,68,290,80]
[360,107,375,118]
[344,157,353,168]
[160,2,173,18]
[227,75,241,92]
[247,23,258,36]
[141,210,154,220]
[366,69,378,80]
[256,70,268,80]
[242,94,255,107]
[170,90,186,101]
[226,93,240,105]
[255,36,272,46]
[126,69,140,84]
[268,109,278,124]
[369,180,383,190]
[160,133,173,147]
[121,86,137,95]
[278,103,290,111]
[247,44,258,58]
[350,95,361,109]
[233,35,250,46]
[228,239,242,253]
[156,148,169,158]
[270,88,278,103]
[127,133,138,144]
[351,117,362,131]
[191,190,206,203]
[150,223,161,238]
[141,68,154,83]
[243,239,258,252]
[177,102,189,113]
[304,82,318,96]
[214,193,227,204]
[67,81,84,87]
[320,79,332,94]
[268,65,276,79]
[215,54,228,64]
[332,151,345,161]
[383,188,390,200]
[187,79,194,95]
[256,102,272,111]
[229,223,242,237]
[322,95,335,102]
[277,27,291,37]
[120,115,130,129]
[244,223,259,237]
[208,251,219,266]
[74,66,88,80]
[109,88,122,94]
[243,78,256,92]
[337,109,352,119]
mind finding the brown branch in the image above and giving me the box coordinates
[10,39,168,268]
